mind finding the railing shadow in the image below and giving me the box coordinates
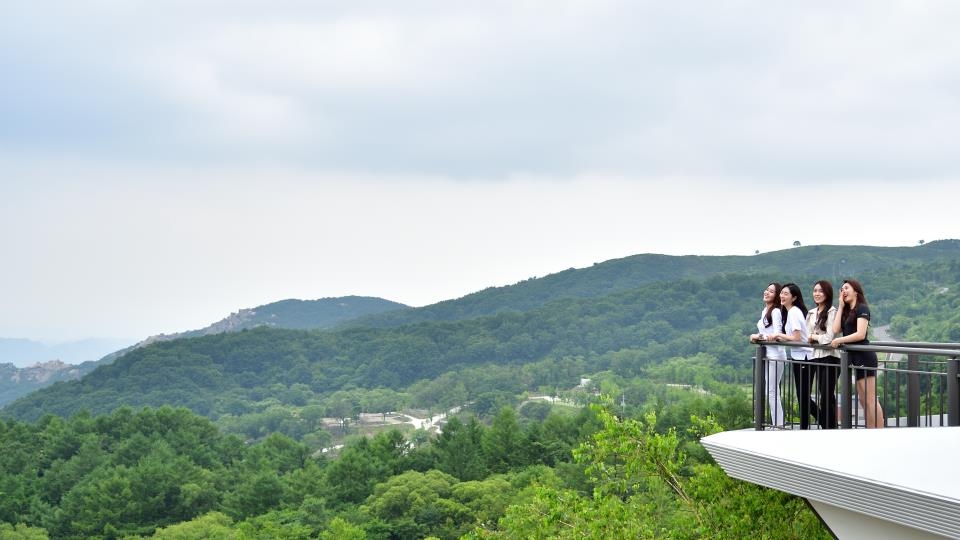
[753,341,960,430]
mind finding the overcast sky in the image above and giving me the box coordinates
[2,1,959,342]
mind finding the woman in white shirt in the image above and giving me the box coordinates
[772,283,814,429]
[749,282,786,427]
[806,280,838,429]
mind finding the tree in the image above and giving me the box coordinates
[234,509,315,539]
[322,438,391,507]
[919,239,925,246]
[793,240,801,247]
[475,405,830,539]
[435,416,488,481]
[364,469,500,539]
[320,517,366,540]
[368,429,410,476]
[223,470,284,519]
[0,523,49,540]
[53,440,218,538]
[451,475,516,528]
[482,407,526,473]
[150,512,235,539]
[248,433,309,473]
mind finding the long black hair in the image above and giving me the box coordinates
[763,282,783,328]
[841,278,868,326]
[813,280,834,332]
[781,283,808,317]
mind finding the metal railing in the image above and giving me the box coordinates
[752,341,960,430]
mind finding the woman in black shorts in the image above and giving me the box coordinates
[831,279,885,428]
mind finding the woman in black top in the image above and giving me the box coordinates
[831,279,885,428]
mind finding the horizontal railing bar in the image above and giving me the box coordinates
[873,367,947,376]
[845,345,959,356]
[766,356,950,373]
[880,358,950,373]
[877,358,948,364]
[755,353,950,368]
[876,368,947,377]
[870,341,960,350]
[753,357,941,376]
[752,340,960,430]
[773,340,960,358]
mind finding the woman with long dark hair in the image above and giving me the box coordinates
[750,282,786,427]
[772,283,814,428]
[807,280,839,429]
[831,279,885,428]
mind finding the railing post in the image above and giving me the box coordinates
[839,350,852,429]
[907,354,920,427]
[948,356,959,427]
[754,345,766,431]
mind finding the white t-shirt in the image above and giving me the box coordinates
[784,305,814,359]
[756,307,785,360]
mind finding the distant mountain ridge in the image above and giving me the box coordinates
[0,337,135,368]
[0,296,408,407]
[347,240,960,329]
[5,241,959,422]
[136,295,409,346]
[0,360,91,406]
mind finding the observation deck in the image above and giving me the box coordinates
[702,341,960,539]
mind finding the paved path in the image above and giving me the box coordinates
[871,325,903,363]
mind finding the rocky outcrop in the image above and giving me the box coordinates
[2,360,81,383]
[1,360,88,406]
[135,308,264,349]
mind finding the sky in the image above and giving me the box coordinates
[2,1,959,342]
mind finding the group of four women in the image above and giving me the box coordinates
[749,279,885,429]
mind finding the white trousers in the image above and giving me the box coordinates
[766,358,785,427]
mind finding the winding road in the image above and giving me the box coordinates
[871,325,902,363]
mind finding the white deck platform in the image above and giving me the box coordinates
[701,427,960,539]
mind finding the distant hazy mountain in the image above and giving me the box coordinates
[0,337,136,368]
[6,242,959,422]
[0,360,92,405]
[0,296,408,407]
[135,295,410,345]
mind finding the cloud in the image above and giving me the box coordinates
[2,2,959,340]
[2,2,956,179]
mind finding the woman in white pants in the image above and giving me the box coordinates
[750,282,786,427]
[772,283,814,429]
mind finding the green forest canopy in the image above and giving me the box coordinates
[2,242,958,538]
[4,243,959,439]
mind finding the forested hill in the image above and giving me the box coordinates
[153,295,409,338]
[5,251,958,539]
[3,274,763,422]
[98,295,409,362]
[5,253,960,425]
[349,240,960,328]
[0,296,410,408]
[154,296,410,338]
[234,296,410,329]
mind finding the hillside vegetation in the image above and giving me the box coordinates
[1,243,958,538]
[175,296,411,334]
[348,241,960,328]
[5,243,959,432]
[0,400,830,539]
[0,296,408,408]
